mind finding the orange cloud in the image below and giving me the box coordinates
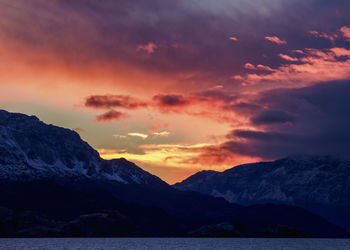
[245,63,274,71]
[149,123,170,133]
[279,53,298,62]
[265,36,287,45]
[237,47,350,87]
[340,26,350,41]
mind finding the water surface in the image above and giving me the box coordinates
[0,238,349,250]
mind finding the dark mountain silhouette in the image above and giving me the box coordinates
[174,156,350,232]
[0,110,347,237]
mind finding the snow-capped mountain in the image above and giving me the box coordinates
[0,110,348,237]
[174,155,350,231]
[0,110,165,186]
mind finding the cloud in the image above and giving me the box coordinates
[174,143,260,168]
[136,42,158,54]
[3,0,350,181]
[239,47,350,86]
[225,102,262,115]
[308,30,338,43]
[251,110,295,125]
[152,131,171,137]
[244,63,256,69]
[208,85,224,90]
[113,134,127,139]
[128,132,149,139]
[5,0,350,96]
[244,63,274,71]
[96,110,129,122]
[85,95,148,109]
[84,89,238,121]
[211,81,350,159]
[340,26,350,41]
[309,26,350,43]
[153,94,192,108]
[149,123,170,133]
[278,53,298,62]
[265,36,287,44]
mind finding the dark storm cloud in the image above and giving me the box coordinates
[2,0,350,89]
[85,88,238,114]
[85,95,148,109]
[221,81,350,159]
[153,94,191,107]
[251,110,295,125]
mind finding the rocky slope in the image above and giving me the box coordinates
[174,156,350,231]
[0,109,165,187]
[0,109,347,237]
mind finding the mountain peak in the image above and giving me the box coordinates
[0,109,40,124]
[0,109,167,187]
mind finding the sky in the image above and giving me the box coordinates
[1,0,350,184]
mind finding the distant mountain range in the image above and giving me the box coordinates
[174,156,350,232]
[0,109,348,237]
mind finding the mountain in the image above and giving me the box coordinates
[0,109,347,237]
[174,156,350,232]
[0,109,166,187]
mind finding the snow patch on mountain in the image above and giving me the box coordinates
[174,155,350,207]
[0,110,165,187]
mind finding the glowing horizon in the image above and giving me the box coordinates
[1,0,350,183]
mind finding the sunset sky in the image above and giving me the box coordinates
[1,0,350,184]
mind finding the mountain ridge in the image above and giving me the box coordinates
[0,109,348,237]
[0,109,166,187]
[174,155,350,231]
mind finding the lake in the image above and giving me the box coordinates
[0,238,350,250]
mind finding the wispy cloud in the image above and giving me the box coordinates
[265,36,287,44]
[96,110,129,122]
[136,42,158,54]
[278,53,298,62]
[153,131,171,137]
[85,95,148,110]
[236,47,350,86]
[128,132,149,139]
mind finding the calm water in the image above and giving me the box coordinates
[0,238,350,250]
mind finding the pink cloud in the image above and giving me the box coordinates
[136,42,158,54]
[309,30,338,43]
[256,65,274,71]
[229,36,238,41]
[292,50,305,55]
[309,26,350,43]
[279,53,299,62]
[149,123,170,133]
[238,47,350,86]
[85,95,148,109]
[340,26,350,41]
[245,63,274,71]
[244,63,256,70]
[208,85,224,90]
[265,36,287,45]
